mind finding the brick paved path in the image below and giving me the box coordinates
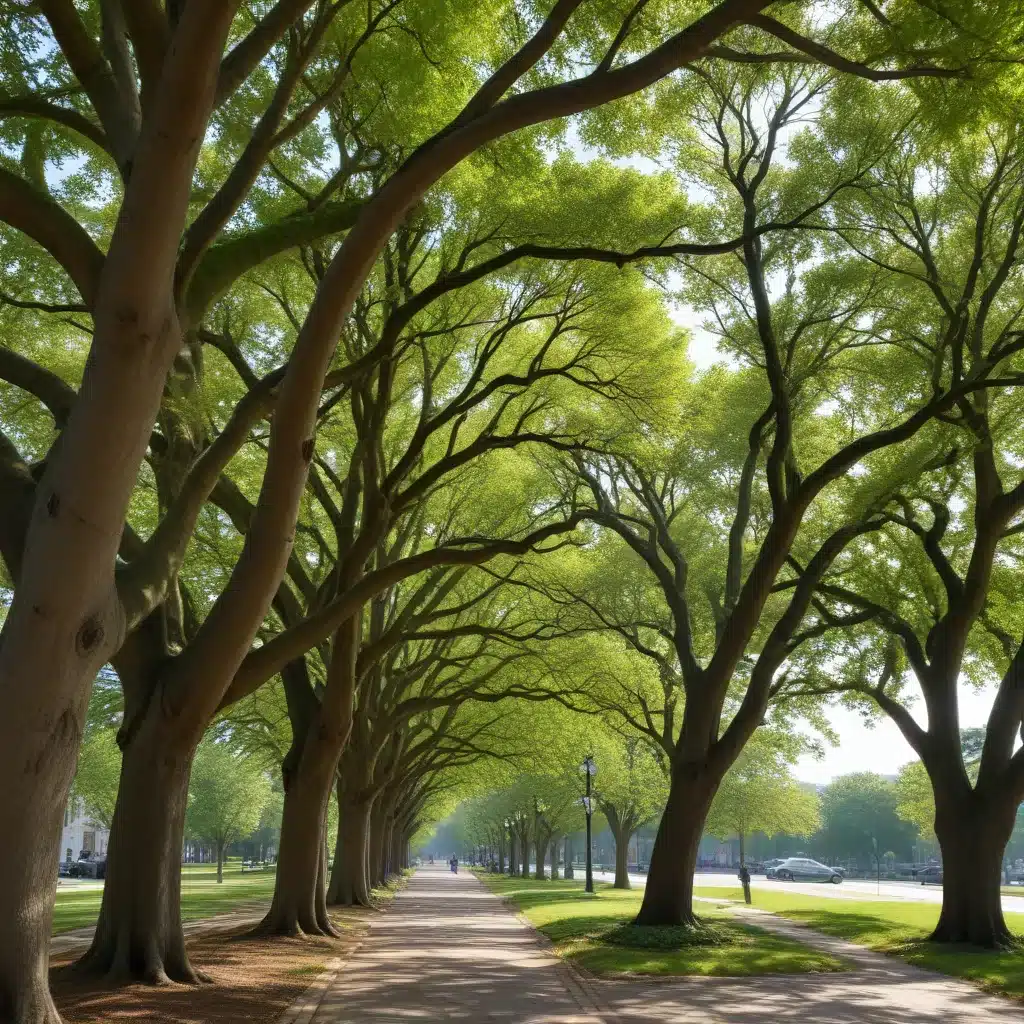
[294,867,1023,1024]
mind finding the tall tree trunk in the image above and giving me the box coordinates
[79,712,200,983]
[563,835,574,879]
[520,835,530,877]
[216,840,224,883]
[0,691,82,1023]
[931,788,1017,947]
[550,837,560,880]
[635,762,718,926]
[534,835,549,880]
[262,629,356,934]
[612,825,631,890]
[328,779,373,906]
[389,822,404,878]
[369,805,387,888]
[508,834,517,876]
[0,9,238,1012]
[258,750,337,936]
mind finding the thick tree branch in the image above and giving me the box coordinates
[0,93,110,153]
[0,167,105,306]
[216,0,323,104]
[748,14,966,81]
[0,347,77,427]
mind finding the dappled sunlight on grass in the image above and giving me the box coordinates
[478,873,845,977]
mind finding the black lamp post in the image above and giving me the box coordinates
[581,754,596,893]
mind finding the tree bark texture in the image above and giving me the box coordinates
[635,762,718,926]
[369,805,387,888]
[0,702,80,1022]
[534,836,549,880]
[931,789,1018,947]
[0,11,239,1006]
[259,754,337,936]
[79,716,199,982]
[327,779,373,907]
[263,630,356,932]
[612,827,632,890]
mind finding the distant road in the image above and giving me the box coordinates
[587,868,1024,914]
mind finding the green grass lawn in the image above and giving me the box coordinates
[694,885,1024,1000]
[53,860,277,934]
[477,873,845,978]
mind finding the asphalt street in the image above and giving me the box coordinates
[588,868,1024,913]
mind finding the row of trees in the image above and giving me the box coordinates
[3,3,1024,1021]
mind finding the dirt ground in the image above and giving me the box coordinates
[51,917,370,1024]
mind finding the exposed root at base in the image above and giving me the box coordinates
[252,917,340,940]
[76,945,211,987]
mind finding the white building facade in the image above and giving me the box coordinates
[60,796,109,865]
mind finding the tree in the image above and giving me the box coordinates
[704,734,819,869]
[70,729,121,832]
[69,669,124,831]
[816,774,916,868]
[792,120,1024,945]
[185,738,272,884]
[894,729,990,842]
[531,59,1010,928]
[593,733,667,888]
[894,761,936,842]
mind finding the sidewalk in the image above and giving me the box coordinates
[299,865,605,1022]
[287,868,1024,1024]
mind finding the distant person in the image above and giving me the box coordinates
[738,864,752,904]
[450,856,458,874]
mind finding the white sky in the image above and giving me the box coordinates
[795,685,996,784]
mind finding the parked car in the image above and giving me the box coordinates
[916,864,943,885]
[70,851,107,880]
[773,857,843,883]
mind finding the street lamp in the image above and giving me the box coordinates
[581,754,597,893]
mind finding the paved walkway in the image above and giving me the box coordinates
[290,867,1023,1023]
[305,865,601,1022]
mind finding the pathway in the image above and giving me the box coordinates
[288,867,1024,1024]
[304,865,601,1022]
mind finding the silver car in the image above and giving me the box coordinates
[773,857,843,884]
